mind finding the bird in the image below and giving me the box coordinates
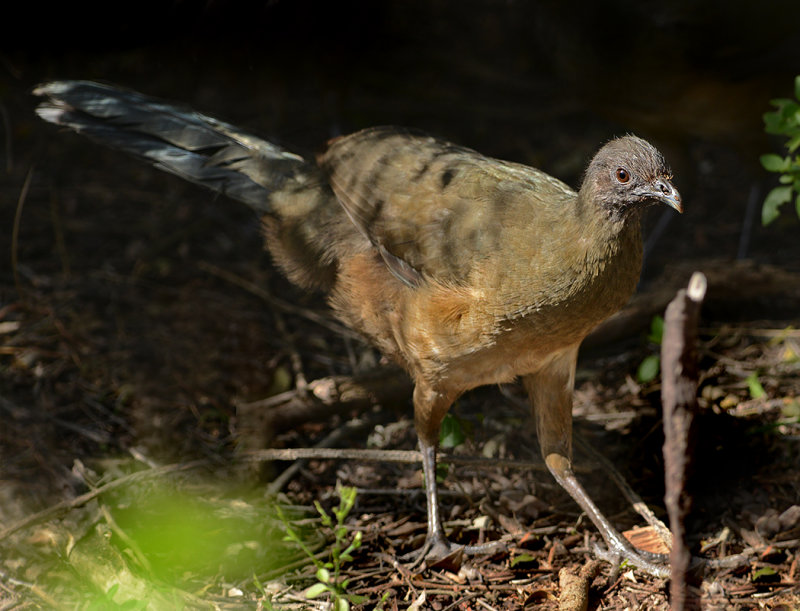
[34,80,682,576]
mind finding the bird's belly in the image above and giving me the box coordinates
[421,320,577,392]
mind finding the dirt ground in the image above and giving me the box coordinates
[2,2,800,609]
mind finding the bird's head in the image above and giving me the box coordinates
[583,135,682,220]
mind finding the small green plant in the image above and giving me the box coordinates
[636,315,664,383]
[280,486,366,611]
[439,412,467,450]
[436,412,474,480]
[745,371,766,400]
[760,75,800,225]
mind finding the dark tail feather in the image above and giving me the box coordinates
[34,80,311,213]
[35,80,341,291]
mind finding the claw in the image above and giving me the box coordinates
[402,535,507,570]
[591,540,671,579]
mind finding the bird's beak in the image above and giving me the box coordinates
[651,178,683,213]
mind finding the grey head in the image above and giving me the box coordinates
[582,135,682,220]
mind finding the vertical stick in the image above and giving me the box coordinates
[661,272,706,610]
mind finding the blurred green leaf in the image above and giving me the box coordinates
[439,413,466,449]
[752,566,778,582]
[761,76,800,223]
[762,186,792,225]
[637,354,660,383]
[336,486,357,519]
[267,365,292,396]
[317,567,331,583]
[782,399,800,421]
[763,111,784,134]
[647,315,664,345]
[778,100,800,120]
[305,582,329,599]
[760,153,788,172]
[510,553,536,567]
[745,372,766,399]
[315,501,333,527]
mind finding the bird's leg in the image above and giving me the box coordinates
[523,350,669,578]
[544,453,670,578]
[408,381,506,564]
[416,436,453,560]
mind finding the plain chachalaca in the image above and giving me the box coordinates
[34,80,682,575]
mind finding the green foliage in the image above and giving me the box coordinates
[637,354,661,384]
[751,566,778,582]
[760,75,800,225]
[745,371,766,400]
[6,472,296,608]
[510,552,536,567]
[439,412,467,449]
[782,399,800,421]
[436,412,470,481]
[281,485,367,610]
[636,315,664,383]
[647,315,665,345]
[111,487,290,580]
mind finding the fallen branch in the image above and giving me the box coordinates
[558,559,601,611]
[242,447,551,472]
[265,410,387,494]
[661,271,706,611]
[236,367,413,452]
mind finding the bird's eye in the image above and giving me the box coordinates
[616,168,630,183]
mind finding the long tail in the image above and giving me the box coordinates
[34,80,340,290]
[34,80,315,213]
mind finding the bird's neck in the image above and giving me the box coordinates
[494,196,643,324]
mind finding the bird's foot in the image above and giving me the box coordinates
[403,535,506,570]
[591,538,670,579]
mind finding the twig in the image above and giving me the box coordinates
[737,183,761,260]
[11,165,34,295]
[376,552,420,599]
[242,447,551,472]
[661,271,706,611]
[476,598,500,611]
[98,504,154,575]
[266,410,386,494]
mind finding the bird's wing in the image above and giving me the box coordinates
[322,127,572,288]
